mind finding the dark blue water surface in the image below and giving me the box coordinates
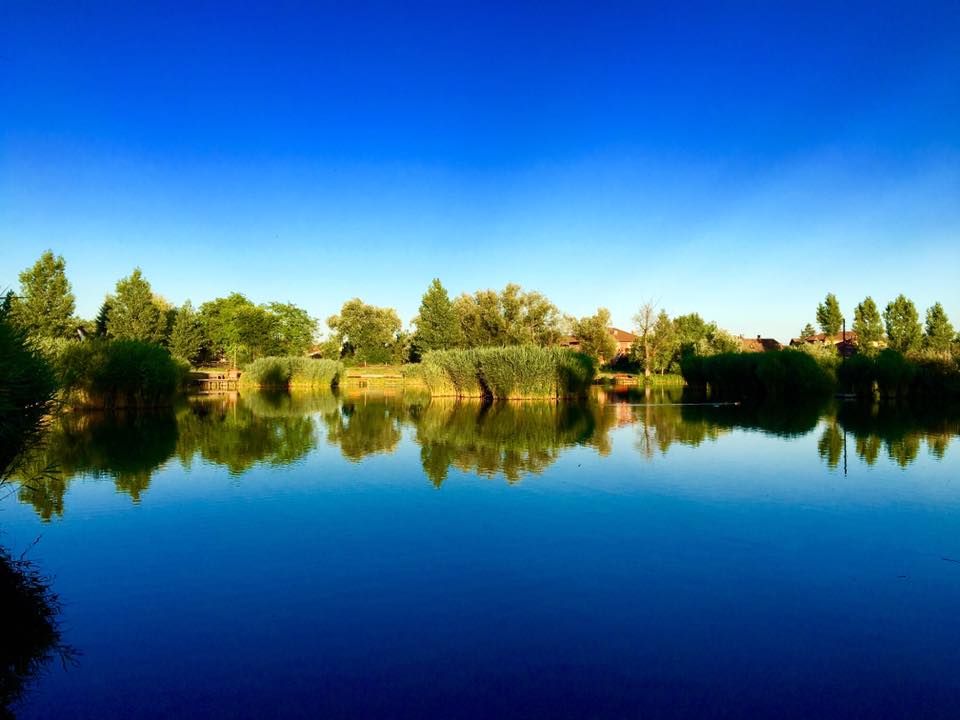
[4,389,960,718]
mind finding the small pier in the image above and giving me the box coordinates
[191,370,241,392]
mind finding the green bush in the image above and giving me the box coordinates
[239,356,342,389]
[0,316,58,476]
[420,346,595,399]
[57,339,187,409]
[681,350,833,399]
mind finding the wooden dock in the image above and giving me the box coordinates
[191,370,241,392]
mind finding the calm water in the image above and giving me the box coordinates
[4,387,960,719]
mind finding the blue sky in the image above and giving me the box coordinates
[2,1,958,340]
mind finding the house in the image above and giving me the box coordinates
[789,331,860,347]
[560,327,639,358]
[739,335,783,353]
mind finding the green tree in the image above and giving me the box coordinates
[924,302,955,353]
[650,310,678,374]
[107,268,167,343]
[453,284,561,348]
[816,293,844,336]
[571,308,617,363]
[799,323,817,341]
[10,250,76,339]
[199,293,281,364]
[168,301,206,363]
[413,279,462,355]
[327,299,402,365]
[267,302,316,356]
[883,294,922,353]
[852,297,884,352]
[95,298,113,337]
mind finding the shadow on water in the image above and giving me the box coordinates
[11,389,960,520]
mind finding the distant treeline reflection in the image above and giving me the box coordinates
[14,389,959,519]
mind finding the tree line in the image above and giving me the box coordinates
[6,251,958,370]
[802,292,957,354]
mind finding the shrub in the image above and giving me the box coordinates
[420,346,595,399]
[57,339,186,409]
[0,315,58,476]
[837,353,876,396]
[239,356,342,389]
[874,349,915,397]
[681,350,833,399]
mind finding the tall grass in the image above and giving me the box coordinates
[57,339,188,409]
[420,346,595,399]
[681,350,834,399]
[838,349,960,399]
[239,356,343,389]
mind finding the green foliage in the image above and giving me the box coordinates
[327,298,402,365]
[108,268,167,343]
[571,308,618,362]
[453,283,562,348]
[883,294,922,353]
[852,296,884,351]
[168,301,206,364]
[837,349,960,399]
[420,346,595,399]
[94,298,112,337]
[239,356,343,389]
[10,250,76,339]
[816,292,844,336]
[267,302,317,356]
[924,302,955,353]
[0,311,58,478]
[57,339,186,408]
[412,279,462,356]
[681,350,834,399]
[800,323,817,340]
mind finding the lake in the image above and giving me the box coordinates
[4,387,960,719]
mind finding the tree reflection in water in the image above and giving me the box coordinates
[12,390,960,520]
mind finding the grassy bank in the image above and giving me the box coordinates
[239,356,343,389]
[420,346,595,399]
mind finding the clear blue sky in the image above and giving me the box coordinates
[2,1,958,341]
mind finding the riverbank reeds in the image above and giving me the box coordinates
[420,346,595,399]
[837,349,960,399]
[239,357,343,389]
[681,349,834,399]
[57,339,188,409]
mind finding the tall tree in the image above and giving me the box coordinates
[267,302,317,356]
[571,308,617,363]
[883,294,922,353]
[94,298,113,337]
[168,301,206,363]
[650,310,678,375]
[799,323,817,341]
[107,268,167,343]
[852,297,884,351]
[453,284,561,348]
[924,302,955,353]
[816,293,844,336]
[413,279,462,355]
[632,302,657,378]
[327,299,402,365]
[11,250,76,339]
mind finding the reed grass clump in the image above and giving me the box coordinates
[681,350,833,399]
[837,349,960,399]
[239,356,342,389]
[420,346,595,399]
[58,339,187,409]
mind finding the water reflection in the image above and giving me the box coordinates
[13,389,960,519]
